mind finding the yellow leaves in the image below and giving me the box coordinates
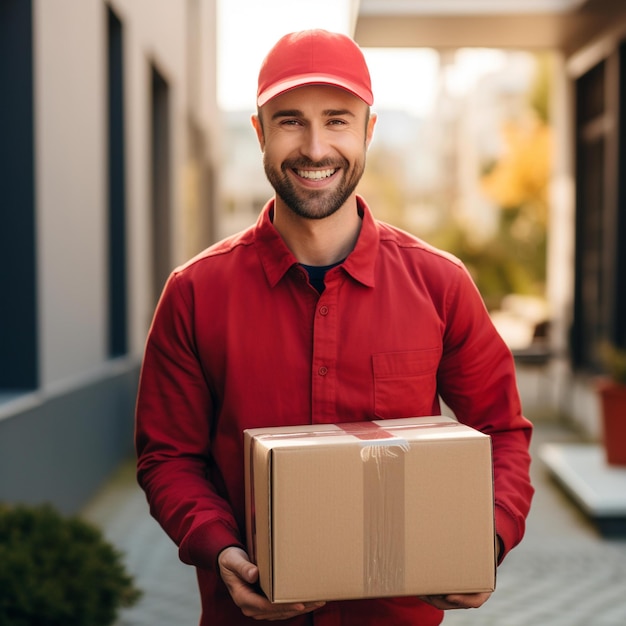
[480,116,552,225]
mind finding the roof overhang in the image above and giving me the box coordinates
[354,0,626,54]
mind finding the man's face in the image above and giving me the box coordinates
[252,85,376,220]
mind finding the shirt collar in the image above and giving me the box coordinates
[254,196,379,289]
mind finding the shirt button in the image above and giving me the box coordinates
[318,366,328,376]
[319,305,329,316]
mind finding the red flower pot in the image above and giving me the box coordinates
[597,380,626,466]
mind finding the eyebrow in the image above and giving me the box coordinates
[271,108,356,120]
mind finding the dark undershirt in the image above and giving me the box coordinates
[300,260,343,293]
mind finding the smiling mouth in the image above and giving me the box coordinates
[295,168,337,181]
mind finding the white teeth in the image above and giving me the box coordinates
[296,168,336,180]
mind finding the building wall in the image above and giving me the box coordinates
[0,0,220,514]
[35,0,108,387]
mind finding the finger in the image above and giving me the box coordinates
[217,548,326,620]
[419,595,453,610]
[422,592,492,610]
[263,602,326,621]
[225,567,325,620]
[446,592,492,609]
[241,598,325,621]
[219,547,258,582]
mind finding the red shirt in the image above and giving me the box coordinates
[136,197,534,626]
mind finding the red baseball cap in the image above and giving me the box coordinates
[256,29,373,107]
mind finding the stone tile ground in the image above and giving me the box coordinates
[444,420,626,626]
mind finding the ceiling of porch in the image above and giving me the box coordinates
[354,0,626,54]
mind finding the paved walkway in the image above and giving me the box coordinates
[444,419,626,626]
[82,417,626,626]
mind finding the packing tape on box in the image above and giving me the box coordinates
[340,421,409,595]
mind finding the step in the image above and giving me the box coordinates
[540,443,626,537]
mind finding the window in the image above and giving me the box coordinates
[150,65,172,307]
[572,44,626,370]
[0,0,38,391]
[616,41,626,349]
[107,7,127,357]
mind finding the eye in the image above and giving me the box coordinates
[280,118,302,127]
[327,118,347,126]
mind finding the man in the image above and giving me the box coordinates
[136,29,534,625]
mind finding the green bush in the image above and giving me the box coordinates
[0,503,141,626]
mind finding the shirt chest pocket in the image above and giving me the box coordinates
[372,349,440,419]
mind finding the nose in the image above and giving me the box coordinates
[300,123,332,163]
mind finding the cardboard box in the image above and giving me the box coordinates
[244,416,495,603]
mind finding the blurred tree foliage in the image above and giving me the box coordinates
[363,52,552,311]
[475,114,550,306]
[477,53,552,303]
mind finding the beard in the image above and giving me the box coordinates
[263,155,366,220]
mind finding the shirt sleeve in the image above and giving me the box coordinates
[135,271,244,572]
[436,264,535,562]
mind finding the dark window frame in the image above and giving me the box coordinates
[0,0,38,390]
[572,40,626,373]
[107,5,128,357]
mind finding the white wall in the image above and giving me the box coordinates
[33,0,219,387]
[35,0,108,388]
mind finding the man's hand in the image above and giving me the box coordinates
[217,547,326,621]
[419,591,493,611]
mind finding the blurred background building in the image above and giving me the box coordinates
[1,0,220,512]
[1,0,626,513]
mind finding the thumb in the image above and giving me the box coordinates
[241,561,258,584]
[221,546,259,584]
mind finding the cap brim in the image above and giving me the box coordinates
[257,74,373,107]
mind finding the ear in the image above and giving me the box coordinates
[365,112,377,150]
[251,114,265,151]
